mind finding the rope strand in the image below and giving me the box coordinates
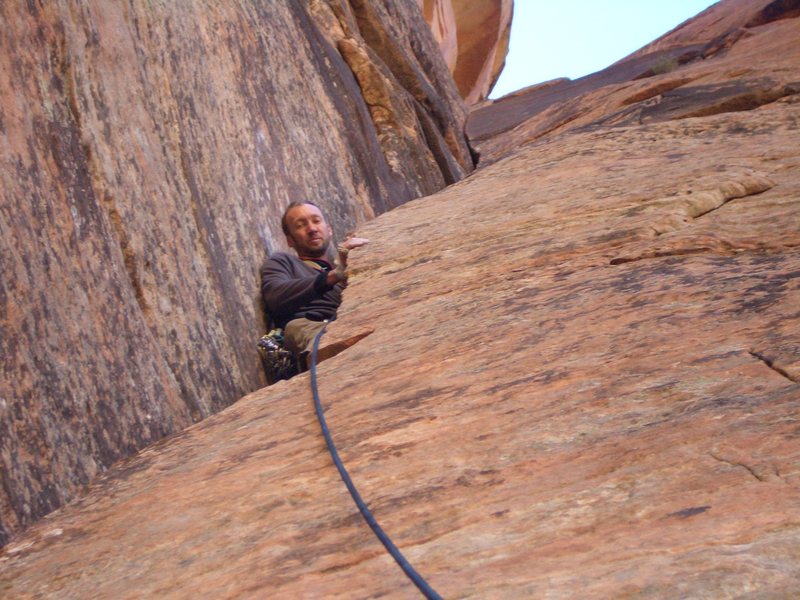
[309,325,443,600]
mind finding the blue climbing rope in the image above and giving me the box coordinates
[309,325,443,600]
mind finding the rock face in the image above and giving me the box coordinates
[419,0,513,104]
[467,0,800,165]
[0,0,472,545]
[418,0,458,72]
[2,0,799,596]
[450,0,512,105]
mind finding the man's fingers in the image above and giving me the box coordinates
[343,237,370,249]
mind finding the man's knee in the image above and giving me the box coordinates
[284,318,327,354]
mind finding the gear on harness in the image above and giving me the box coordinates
[257,328,298,384]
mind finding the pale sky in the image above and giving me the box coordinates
[490,0,719,99]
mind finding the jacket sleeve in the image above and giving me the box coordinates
[260,254,333,316]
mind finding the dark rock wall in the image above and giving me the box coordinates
[0,0,471,544]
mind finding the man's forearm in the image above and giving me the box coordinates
[325,265,348,287]
[261,264,329,315]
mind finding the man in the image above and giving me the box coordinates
[260,201,368,359]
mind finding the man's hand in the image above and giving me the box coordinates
[325,237,369,287]
[337,236,370,268]
[338,236,369,256]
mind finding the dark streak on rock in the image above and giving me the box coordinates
[688,350,745,365]
[370,386,465,413]
[101,453,156,484]
[610,247,716,265]
[212,441,280,477]
[666,505,711,519]
[749,350,798,383]
[745,0,800,28]
[640,79,795,123]
[483,371,563,396]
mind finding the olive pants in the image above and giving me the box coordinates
[283,318,328,355]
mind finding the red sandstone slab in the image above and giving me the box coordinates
[2,93,799,598]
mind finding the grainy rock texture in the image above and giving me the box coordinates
[419,0,513,104]
[2,0,799,596]
[0,0,472,544]
[468,0,800,165]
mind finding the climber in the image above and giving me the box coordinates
[260,201,369,363]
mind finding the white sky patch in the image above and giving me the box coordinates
[490,0,719,99]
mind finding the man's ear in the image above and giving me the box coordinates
[285,234,296,250]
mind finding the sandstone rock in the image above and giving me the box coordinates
[0,0,470,544]
[2,0,799,596]
[468,0,800,165]
[418,0,458,72]
[2,86,798,600]
[628,0,800,57]
[419,0,513,105]
[451,0,513,105]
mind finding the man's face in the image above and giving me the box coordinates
[284,203,333,258]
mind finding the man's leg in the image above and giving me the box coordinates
[283,318,327,356]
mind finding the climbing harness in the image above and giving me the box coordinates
[309,325,443,600]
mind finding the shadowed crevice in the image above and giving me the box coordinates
[317,328,374,364]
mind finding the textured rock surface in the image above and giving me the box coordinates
[468,0,800,165]
[0,0,471,544]
[2,90,798,600]
[418,0,458,72]
[628,0,800,58]
[450,0,512,105]
[2,1,799,596]
[419,0,513,104]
